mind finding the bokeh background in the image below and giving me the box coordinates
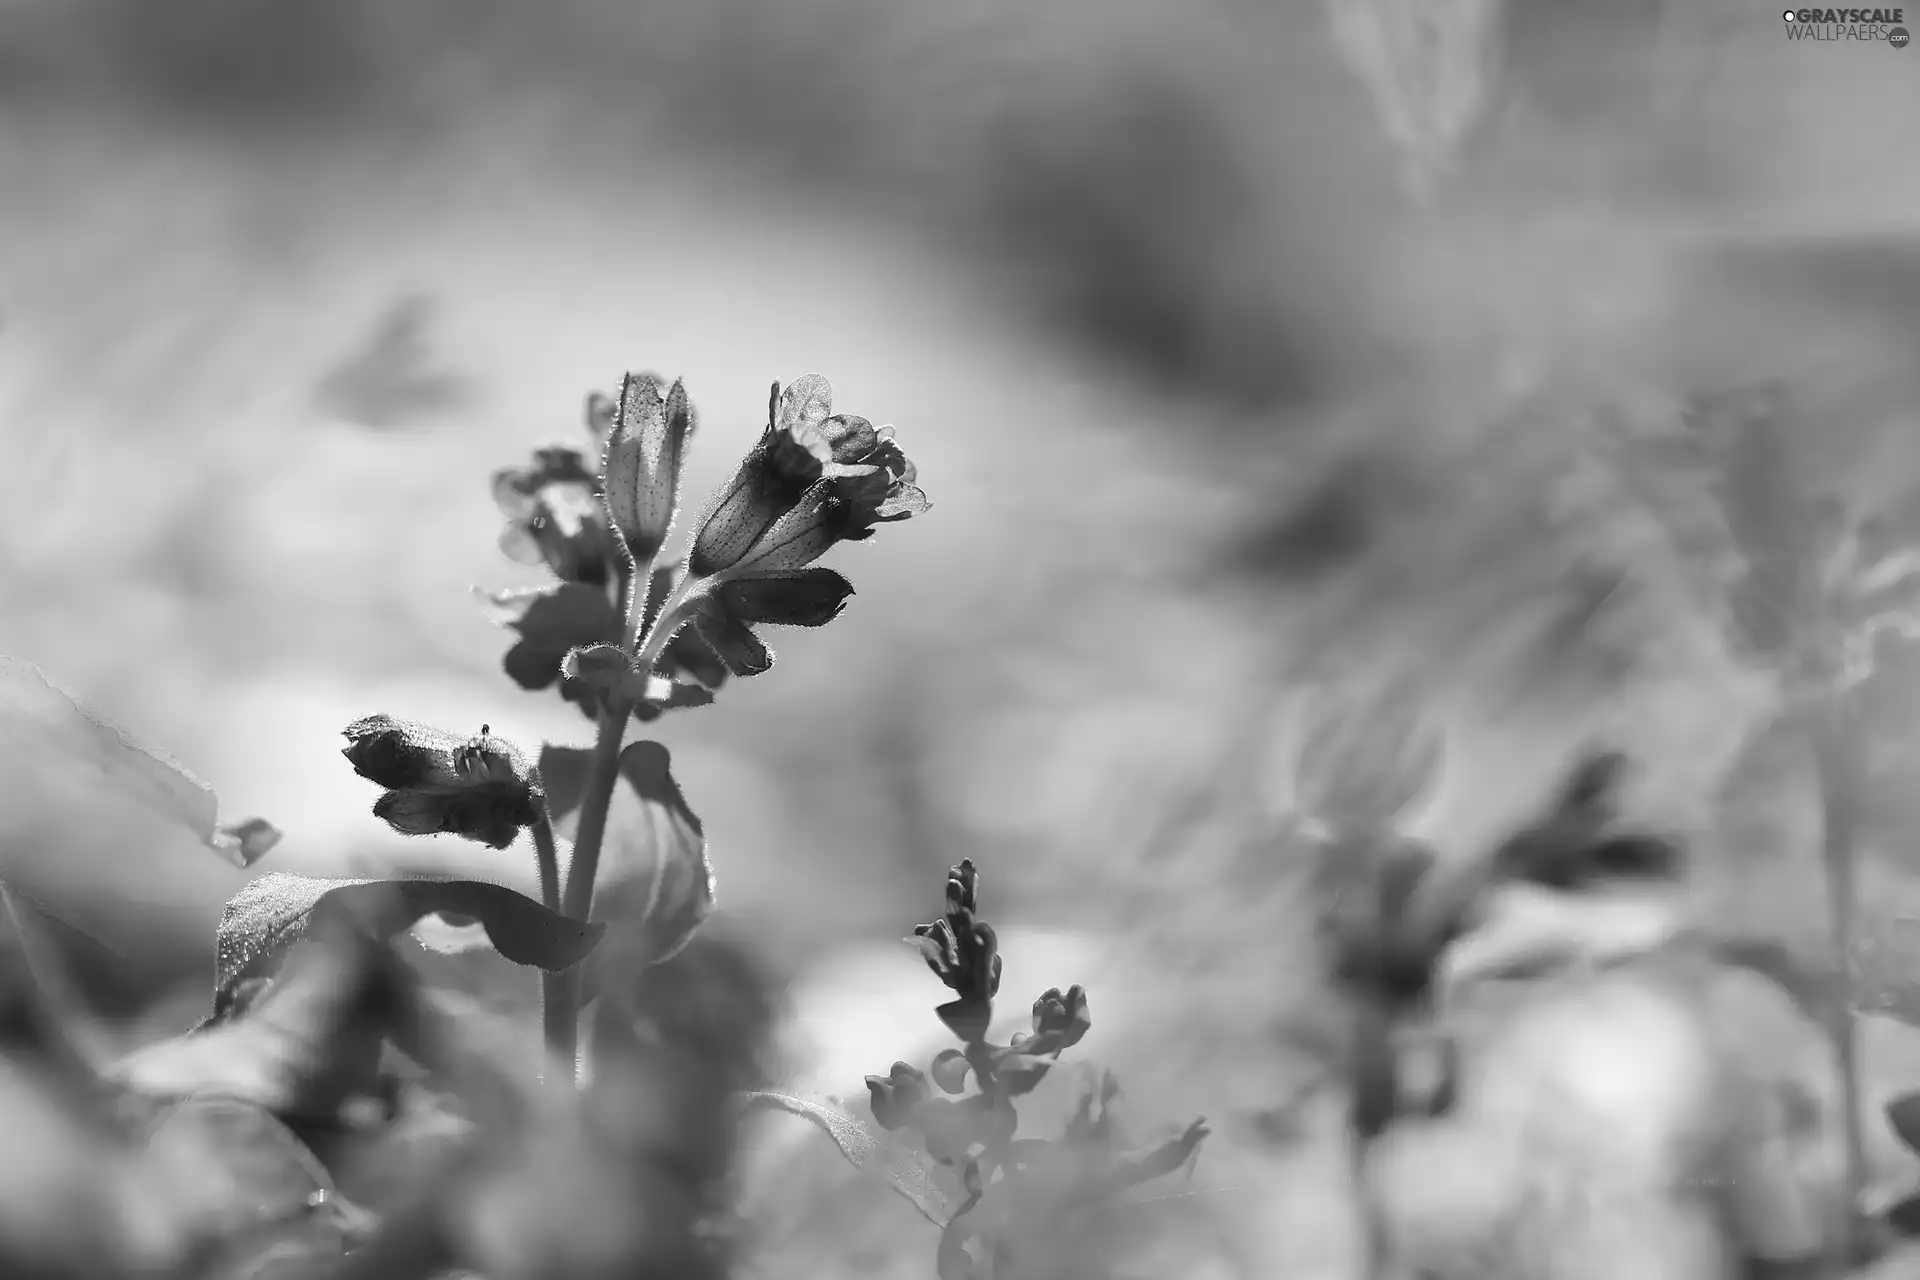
[4,0,1920,1080]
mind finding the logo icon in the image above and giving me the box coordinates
[1892,23,1911,43]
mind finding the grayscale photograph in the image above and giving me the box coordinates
[1,1,1916,1276]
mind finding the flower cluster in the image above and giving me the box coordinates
[483,372,927,714]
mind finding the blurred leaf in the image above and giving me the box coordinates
[1884,1190,1920,1239]
[1691,387,1839,664]
[1291,677,1446,832]
[743,1091,954,1227]
[110,918,409,1123]
[347,938,770,1280]
[312,292,471,432]
[543,741,714,990]
[211,873,605,1017]
[0,656,280,869]
[1887,1091,1920,1157]
[142,1095,373,1275]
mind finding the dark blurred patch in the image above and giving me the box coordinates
[1221,451,1428,585]
[982,66,1376,413]
[97,0,387,122]
[312,293,473,431]
[1692,234,1920,342]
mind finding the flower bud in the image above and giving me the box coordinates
[929,1048,972,1095]
[1029,984,1091,1053]
[714,568,854,629]
[601,373,697,564]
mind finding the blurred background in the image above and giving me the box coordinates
[4,0,1920,1053]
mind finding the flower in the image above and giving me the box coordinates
[688,374,928,577]
[341,715,540,849]
[481,566,730,724]
[492,391,628,588]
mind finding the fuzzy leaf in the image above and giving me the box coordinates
[0,657,281,867]
[570,743,715,989]
[744,1090,953,1226]
[212,873,605,1017]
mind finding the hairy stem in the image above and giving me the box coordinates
[622,553,656,654]
[532,798,562,914]
[531,797,571,1067]
[550,704,629,1075]
[544,548,675,1078]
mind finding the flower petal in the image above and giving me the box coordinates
[732,480,840,573]
[776,374,834,440]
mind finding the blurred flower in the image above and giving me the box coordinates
[689,374,928,577]
[1019,985,1091,1056]
[493,445,622,588]
[341,715,539,849]
[864,1061,932,1132]
[491,389,630,588]
[601,372,697,565]
[929,1048,972,1095]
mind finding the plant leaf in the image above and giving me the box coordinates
[212,872,605,1017]
[743,1090,953,1226]
[142,1095,375,1269]
[0,657,281,868]
[111,915,409,1119]
[546,741,714,986]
